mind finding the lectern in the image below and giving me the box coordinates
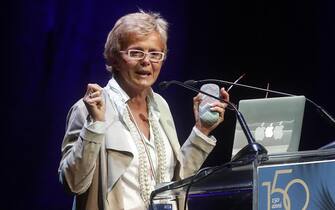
[151,148,335,210]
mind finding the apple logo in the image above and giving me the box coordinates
[274,121,284,140]
[265,123,274,138]
[255,122,266,141]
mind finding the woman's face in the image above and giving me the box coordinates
[114,31,165,94]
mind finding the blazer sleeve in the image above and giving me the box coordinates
[58,100,104,194]
[154,93,216,179]
[180,128,216,178]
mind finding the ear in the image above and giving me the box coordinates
[109,56,121,72]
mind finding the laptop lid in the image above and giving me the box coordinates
[232,96,306,157]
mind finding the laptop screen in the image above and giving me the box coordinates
[232,96,306,157]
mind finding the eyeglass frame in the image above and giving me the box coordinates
[119,49,165,62]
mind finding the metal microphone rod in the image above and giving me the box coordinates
[161,80,223,101]
[196,79,295,97]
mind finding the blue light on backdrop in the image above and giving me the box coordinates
[4,0,334,209]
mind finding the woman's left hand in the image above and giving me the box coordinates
[193,87,230,136]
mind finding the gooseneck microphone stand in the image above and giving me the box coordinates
[159,80,268,161]
[149,80,268,209]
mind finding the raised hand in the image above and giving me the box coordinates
[193,87,229,136]
[83,83,105,122]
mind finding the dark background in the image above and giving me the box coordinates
[3,0,334,209]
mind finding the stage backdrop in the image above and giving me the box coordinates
[3,0,335,209]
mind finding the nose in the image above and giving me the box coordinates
[140,53,151,66]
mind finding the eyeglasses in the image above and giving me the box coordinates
[120,49,165,62]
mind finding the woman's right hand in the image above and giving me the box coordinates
[83,83,105,122]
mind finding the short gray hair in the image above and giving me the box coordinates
[104,10,168,73]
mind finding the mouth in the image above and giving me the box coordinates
[135,69,152,77]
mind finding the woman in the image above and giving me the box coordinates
[58,11,229,210]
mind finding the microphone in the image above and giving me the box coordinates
[185,79,335,127]
[158,81,171,90]
[159,80,268,161]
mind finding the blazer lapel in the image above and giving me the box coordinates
[103,89,133,153]
[103,90,134,192]
[154,94,183,179]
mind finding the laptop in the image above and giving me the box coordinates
[232,96,306,157]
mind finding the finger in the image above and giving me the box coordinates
[87,83,103,91]
[193,96,202,121]
[220,87,230,102]
[211,101,228,109]
[85,96,104,105]
[88,90,102,99]
[85,83,103,97]
[194,93,202,101]
[193,95,202,111]
[210,106,225,115]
